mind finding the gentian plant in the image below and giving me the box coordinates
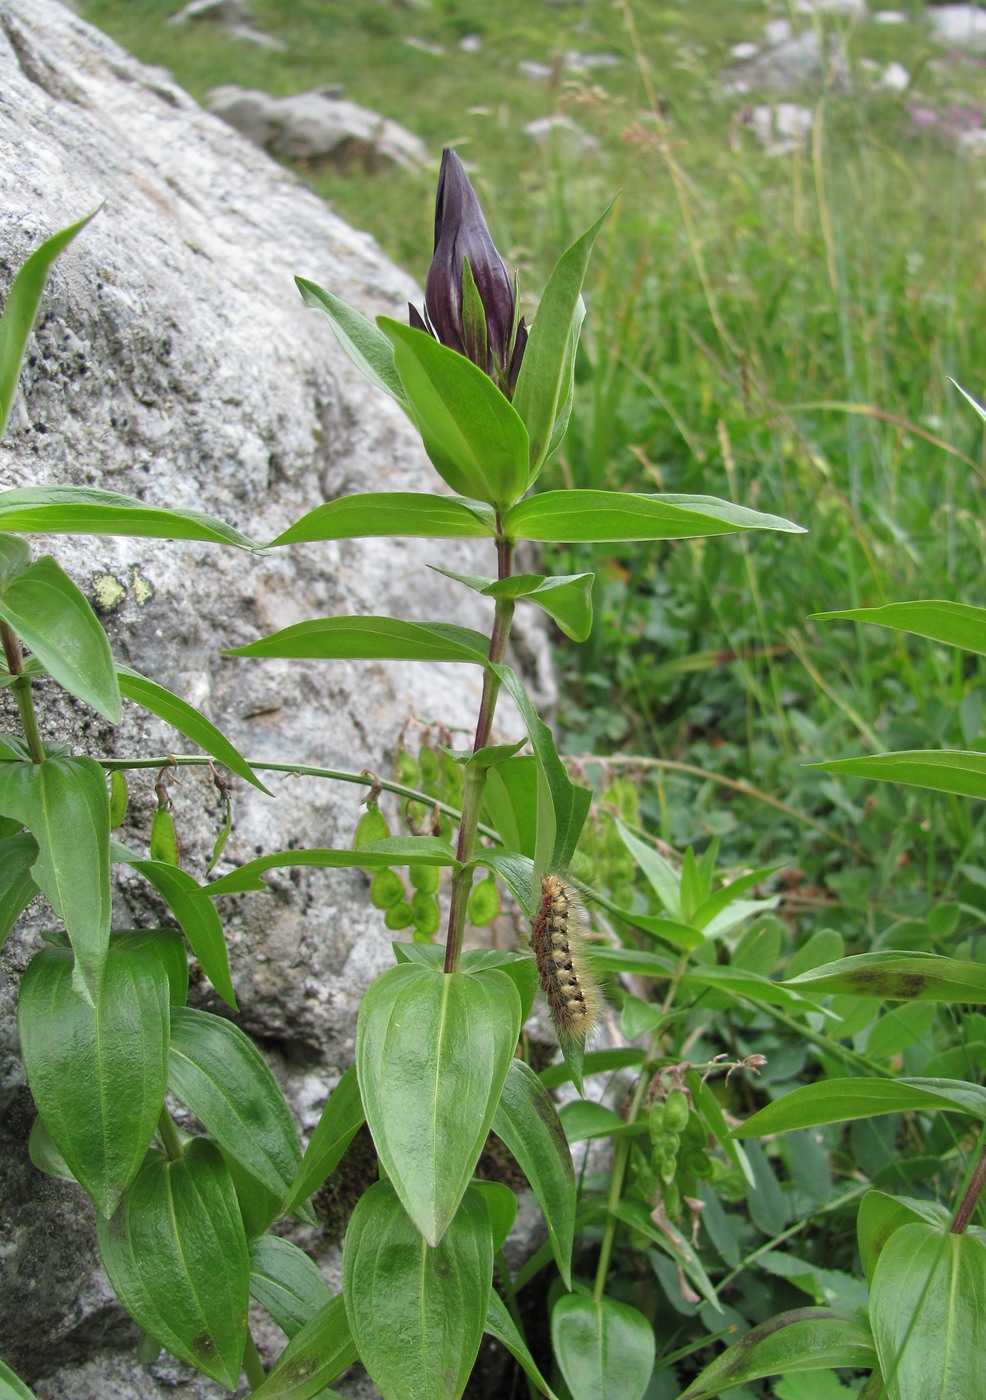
[0,156,804,1399]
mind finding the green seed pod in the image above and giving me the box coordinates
[370,869,405,910]
[384,901,415,931]
[664,1089,689,1134]
[652,1131,680,1158]
[647,1101,666,1141]
[150,806,180,868]
[394,750,421,787]
[109,769,128,829]
[418,745,440,787]
[662,1179,681,1218]
[658,1152,677,1186]
[467,872,500,927]
[409,863,440,893]
[355,804,390,850]
[411,890,440,937]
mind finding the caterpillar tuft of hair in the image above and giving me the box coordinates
[530,874,601,1045]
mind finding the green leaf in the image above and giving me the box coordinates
[501,491,804,543]
[112,927,189,1006]
[733,1077,986,1138]
[677,1309,876,1400]
[0,210,97,440]
[0,753,111,1000]
[205,836,457,896]
[249,1235,332,1338]
[435,568,594,642]
[379,318,530,509]
[856,1190,950,1285]
[28,1111,76,1182]
[268,491,496,547]
[474,1181,517,1253]
[168,1007,301,1229]
[551,1293,656,1400]
[783,950,986,1002]
[614,820,683,918]
[355,962,520,1245]
[119,853,237,1009]
[0,535,30,584]
[282,1064,365,1216]
[226,615,490,665]
[0,1358,38,1400]
[512,204,611,480]
[539,1047,646,1089]
[0,555,121,721]
[343,1180,493,1400]
[0,829,38,950]
[870,1223,986,1400]
[614,1200,721,1311]
[117,666,269,793]
[492,1059,576,1288]
[810,749,986,801]
[251,1293,356,1399]
[0,485,257,547]
[97,1139,249,1389]
[18,944,169,1216]
[812,599,986,656]
[484,1291,561,1400]
[494,664,591,875]
[560,1100,645,1142]
[482,756,540,861]
[952,378,986,424]
[296,277,407,406]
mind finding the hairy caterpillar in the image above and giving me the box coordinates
[530,875,601,1044]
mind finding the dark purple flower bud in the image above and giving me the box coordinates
[411,148,526,398]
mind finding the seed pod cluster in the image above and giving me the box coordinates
[530,875,601,1044]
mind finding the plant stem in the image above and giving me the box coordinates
[443,534,514,974]
[243,1331,266,1390]
[157,1106,185,1160]
[1,620,45,763]
[951,1131,986,1234]
[592,1065,652,1305]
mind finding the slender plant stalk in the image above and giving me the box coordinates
[444,533,515,973]
[592,1064,652,1305]
[951,1130,986,1235]
[1,620,45,763]
[243,1332,266,1390]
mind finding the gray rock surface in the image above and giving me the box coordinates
[0,0,550,1391]
[207,86,428,169]
[722,28,849,94]
[927,3,986,51]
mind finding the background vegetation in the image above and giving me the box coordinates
[66,1,986,1394]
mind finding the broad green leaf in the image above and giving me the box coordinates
[379,318,530,509]
[394,943,539,1024]
[205,836,457,896]
[0,210,97,439]
[598,899,704,953]
[484,1291,561,1400]
[251,1293,356,1399]
[560,1100,646,1142]
[118,852,236,1009]
[494,664,591,875]
[112,927,189,1006]
[168,1007,301,1228]
[614,1200,721,1311]
[296,277,407,406]
[812,599,986,655]
[512,204,610,480]
[434,568,594,642]
[501,491,804,543]
[856,1190,950,1285]
[355,962,520,1245]
[0,1358,38,1400]
[0,556,121,721]
[677,1309,876,1400]
[97,1139,249,1389]
[481,756,540,861]
[28,1111,76,1182]
[249,1235,332,1338]
[0,486,257,547]
[268,492,496,546]
[733,1077,986,1138]
[226,616,489,665]
[18,944,169,1216]
[343,1180,493,1400]
[810,749,986,800]
[0,535,30,583]
[693,865,783,932]
[117,666,269,793]
[551,1293,655,1400]
[477,849,537,918]
[615,820,683,917]
[0,830,38,949]
[282,1064,365,1216]
[539,1048,646,1089]
[492,1059,576,1288]
[783,950,986,1002]
[0,753,110,1000]
[250,1288,354,1400]
[474,1181,517,1253]
[870,1223,986,1400]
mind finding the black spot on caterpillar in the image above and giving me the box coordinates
[530,874,600,1044]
